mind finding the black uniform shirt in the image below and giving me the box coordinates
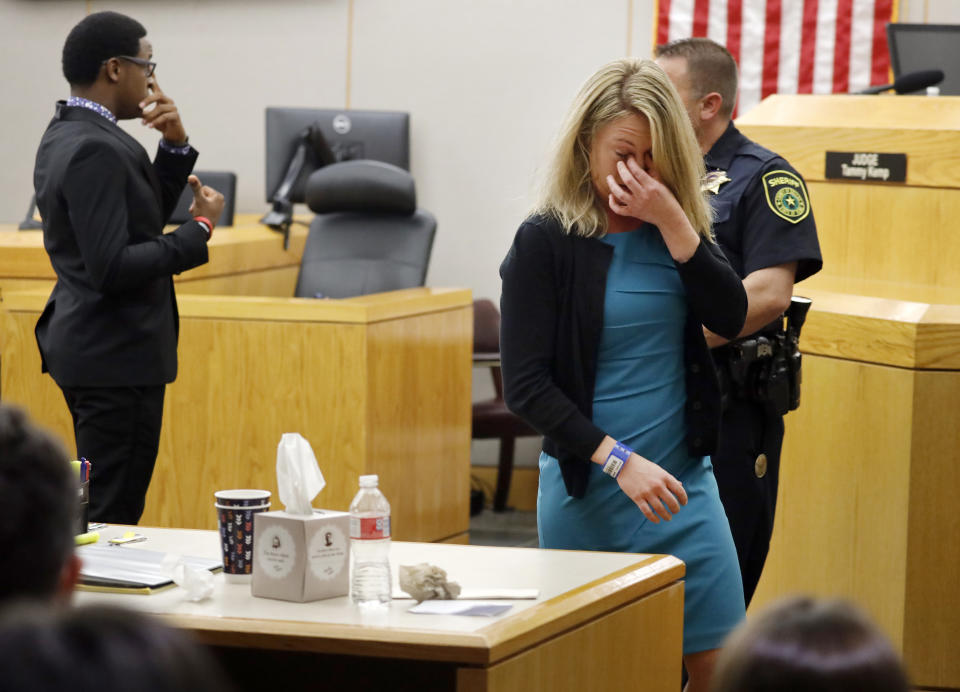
[705,122,822,284]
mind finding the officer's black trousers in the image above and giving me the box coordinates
[712,397,784,607]
[61,384,166,525]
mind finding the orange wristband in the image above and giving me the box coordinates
[193,216,213,238]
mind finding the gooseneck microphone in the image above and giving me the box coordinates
[856,69,944,95]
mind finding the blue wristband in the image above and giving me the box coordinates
[602,442,633,479]
[159,138,191,156]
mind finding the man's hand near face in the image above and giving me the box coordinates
[138,76,187,144]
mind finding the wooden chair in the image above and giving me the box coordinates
[471,299,539,512]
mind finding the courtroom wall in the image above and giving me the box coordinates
[0,0,654,310]
[2,0,957,309]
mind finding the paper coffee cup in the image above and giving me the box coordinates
[215,489,271,580]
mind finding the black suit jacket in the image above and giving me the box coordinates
[33,102,209,387]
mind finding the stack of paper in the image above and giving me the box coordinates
[77,545,221,594]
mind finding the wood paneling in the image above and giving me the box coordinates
[150,315,369,528]
[0,289,473,543]
[740,94,960,689]
[0,229,55,279]
[737,95,960,188]
[0,214,307,297]
[752,355,912,651]
[458,582,683,692]
[0,278,53,295]
[480,554,683,664]
[792,288,960,370]
[800,183,960,289]
[188,219,306,281]
[754,355,960,688]
[903,371,960,687]
[2,287,472,324]
[366,309,472,542]
[0,308,73,444]
[176,266,299,297]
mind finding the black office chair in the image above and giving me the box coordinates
[294,160,436,299]
[168,171,237,227]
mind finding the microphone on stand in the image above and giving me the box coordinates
[856,69,944,95]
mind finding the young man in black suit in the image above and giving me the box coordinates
[33,12,224,525]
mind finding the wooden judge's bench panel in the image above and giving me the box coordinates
[738,95,960,690]
[0,214,309,298]
[0,217,473,545]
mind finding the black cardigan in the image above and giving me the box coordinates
[499,214,747,498]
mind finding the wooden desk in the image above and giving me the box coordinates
[735,95,960,691]
[1,287,473,543]
[0,214,308,297]
[752,287,960,691]
[747,282,960,691]
[75,526,685,692]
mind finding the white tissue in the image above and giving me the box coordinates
[276,432,326,515]
[161,554,214,601]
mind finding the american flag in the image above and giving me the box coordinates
[654,0,899,114]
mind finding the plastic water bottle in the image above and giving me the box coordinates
[349,474,391,605]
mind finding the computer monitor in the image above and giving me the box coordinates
[264,107,410,204]
[887,23,960,95]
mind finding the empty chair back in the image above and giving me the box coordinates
[295,160,436,299]
[168,171,237,227]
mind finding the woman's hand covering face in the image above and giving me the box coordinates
[606,156,682,229]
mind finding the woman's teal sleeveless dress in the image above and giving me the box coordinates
[537,226,745,654]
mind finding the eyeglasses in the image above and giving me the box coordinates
[104,55,157,77]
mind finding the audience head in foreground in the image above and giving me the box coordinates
[711,595,910,692]
[0,604,233,692]
[0,404,79,605]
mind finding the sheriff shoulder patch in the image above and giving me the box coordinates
[761,170,810,224]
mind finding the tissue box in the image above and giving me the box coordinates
[252,509,350,602]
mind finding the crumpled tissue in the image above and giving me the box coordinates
[161,554,214,601]
[399,563,461,603]
[276,432,326,515]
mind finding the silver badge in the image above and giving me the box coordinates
[701,170,732,195]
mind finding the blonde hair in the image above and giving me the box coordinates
[535,58,713,239]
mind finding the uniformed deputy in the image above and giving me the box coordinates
[656,38,822,606]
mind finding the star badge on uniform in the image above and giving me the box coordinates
[761,169,811,224]
[701,169,731,195]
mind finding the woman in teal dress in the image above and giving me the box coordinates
[500,59,748,692]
